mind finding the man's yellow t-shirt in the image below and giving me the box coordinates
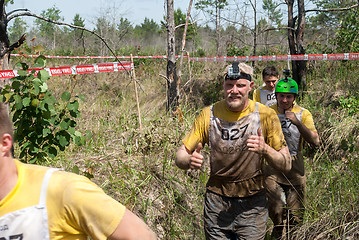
[271,103,317,152]
[182,99,286,152]
[253,86,268,103]
[267,104,317,185]
[252,86,277,107]
[0,160,126,240]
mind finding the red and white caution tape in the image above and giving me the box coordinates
[0,62,133,79]
[10,53,168,59]
[10,53,359,61]
[188,53,359,61]
[3,53,357,79]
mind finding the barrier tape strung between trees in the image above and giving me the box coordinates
[0,62,133,79]
[10,53,359,61]
[2,53,357,79]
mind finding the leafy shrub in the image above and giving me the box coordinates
[339,95,359,116]
[226,43,249,57]
[194,48,206,57]
[333,10,359,53]
[0,56,87,163]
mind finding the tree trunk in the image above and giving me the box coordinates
[166,0,178,112]
[252,0,257,68]
[295,0,307,98]
[287,0,295,55]
[216,2,220,56]
[178,0,193,81]
[286,0,307,99]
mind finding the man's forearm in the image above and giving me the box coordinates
[296,122,320,147]
[263,145,291,172]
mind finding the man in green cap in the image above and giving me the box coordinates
[265,72,320,239]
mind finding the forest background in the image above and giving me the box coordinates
[2,0,359,239]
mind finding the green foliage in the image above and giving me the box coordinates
[4,0,14,6]
[340,136,359,154]
[72,14,85,28]
[332,10,359,52]
[195,0,228,13]
[226,43,249,56]
[166,9,196,39]
[194,48,206,57]
[0,56,87,164]
[134,18,160,41]
[71,14,85,42]
[34,6,64,37]
[160,8,198,53]
[306,38,333,54]
[202,76,223,105]
[339,95,359,116]
[53,48,73,57]
[262,0,283,27]
[117,18,133,37]
[310,0,352,28]
[8,18,28,43]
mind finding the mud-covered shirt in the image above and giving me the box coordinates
[265,104,317,185]
[182,99,287,197]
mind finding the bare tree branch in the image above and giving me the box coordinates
[118,28,130,41]
[177,0,193,85]
[7,11,131,76]
[175,19,201,30]
[218,15,255,34]
[159,73,170,83]
[7,33,26,52]
[6,8,29,16]
[0,33,26,58]
[306,4,358,13]
[263,26,296,32]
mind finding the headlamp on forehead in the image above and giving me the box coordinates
[225,62,252,81]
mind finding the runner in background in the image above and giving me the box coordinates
[0,102,157,240]
[265,74,320,239]
[175,62,291,240]
[253,66,279,107]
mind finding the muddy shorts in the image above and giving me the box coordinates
[265,177,305,229]
[203,190,268,240]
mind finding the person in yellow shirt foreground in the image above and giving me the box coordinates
[265,75,320,239]
[175,62,291,240]
[0,102,157,240]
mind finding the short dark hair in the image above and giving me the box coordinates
[0,102,13,139]
[262,66,279,78]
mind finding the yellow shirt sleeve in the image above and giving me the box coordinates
[182,106,211,152]
[291,104,317,132]
[48,171,126,239]
[301,108,317,132]
[253,88,261,103]
[4,161,126,240]
[258,104,287,151]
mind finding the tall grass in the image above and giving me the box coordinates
[23,58,359,239]
[289,60,359,239]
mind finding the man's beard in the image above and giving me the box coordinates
[225,94,246,111]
